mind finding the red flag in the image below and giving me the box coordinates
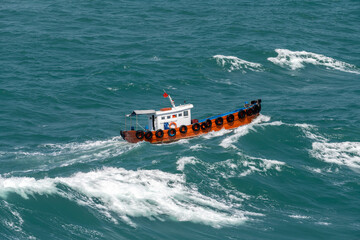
[163,92,168,98]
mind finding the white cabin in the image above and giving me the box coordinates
[127,104,193,131]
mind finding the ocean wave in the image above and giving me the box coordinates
[217,117,360,171]
[176,156,198,171]
[268,49,360,74]
[0,167,254,228]
[179,153,285,178]
[43,137,139,168]
[189,144,204,151]
[311,141,360,169]
[293,123,360,170]
[213,55,263,73]
[236,155,285,177]
[1,137,140,174]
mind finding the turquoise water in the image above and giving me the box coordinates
[1,0,360,239]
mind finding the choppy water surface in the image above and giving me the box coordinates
[1,0,359,239]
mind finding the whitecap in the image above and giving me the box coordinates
[316,221,331,226]
[291,124,360,170]
[289,214,311,219]
[0,167,255,228]
[268,49,360,74]
[213,55,263,73]
[189,144,203,151]
[311,141,360,169]
[176,156,198,171]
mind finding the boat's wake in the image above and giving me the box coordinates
[1,137,141,175]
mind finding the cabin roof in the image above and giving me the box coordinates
[126,110,156,117]
[155,104,193,115]
[126,104,194,117]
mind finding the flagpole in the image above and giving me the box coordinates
[163,89,175,108]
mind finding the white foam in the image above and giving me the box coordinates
[151,56,161,61]
[189,144,203,151]
[44,136,125,152]
[2,201,24,233]
[306,167,322,174]
[0,177,57,199]
[220,115,271,149]
[202,128,231,139]
[0,167,253,228]
[176,156,198,171]
[316,221,331,226]
[292,123,360,170]
[43,137,140,168]
[240,155,285,176]
[204,153,285,178]
[268,49,360,74]
[107,87,119,92]
[289,214,311,219]
[260,121,284,126]
[213,55,263,73]
[311,141,360,169]
[295,123,328,142]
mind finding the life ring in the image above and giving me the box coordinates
[201,122,207,130]
[192,123,200,131]
[155,129,164,138]
[136,130,144,139]
[227,114,234,123]
[169,122,177,129]
[179,125,187,134]
[247,109,253,116]
[215,117,223,125]
[145,131,153,140]
[238,110,245,119]
[205,119,212,128]
[168,128,176,137]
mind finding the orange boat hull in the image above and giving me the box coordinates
[121,113,259,144]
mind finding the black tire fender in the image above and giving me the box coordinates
[179,125,188,134]
[155,129,164,138]
[238,110,245,119]
[205,119,212,128]
[192,123,200,131]
[136,130,144,139]
[227,114,235,123]
[215,117,223,126]
[145,131,153,140]
[168,128,176,137]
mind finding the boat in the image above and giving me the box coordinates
[120,92,261,144]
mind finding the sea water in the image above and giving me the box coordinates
[0,0,359,239]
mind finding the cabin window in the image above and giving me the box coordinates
[161,116,165,120]
[172,114,176,118]
[167,115,171,119]
[178,113,182,117]
[184,111,188,117]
